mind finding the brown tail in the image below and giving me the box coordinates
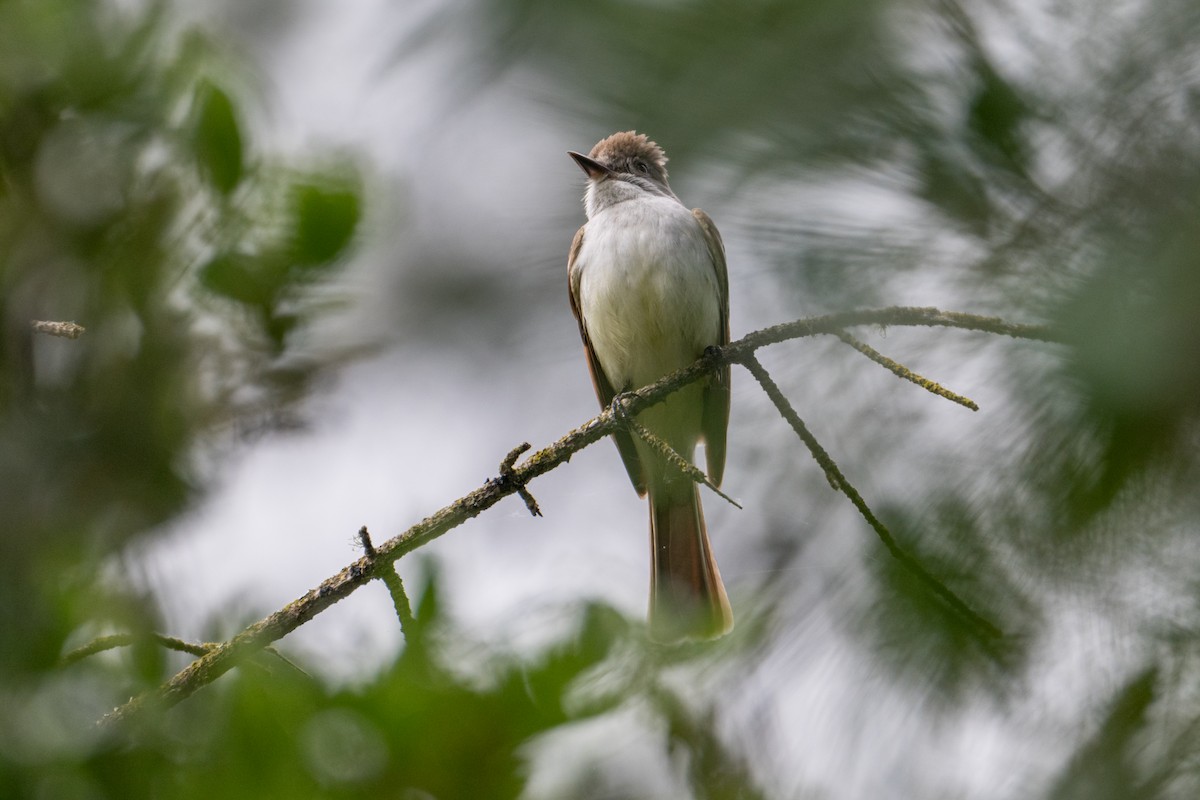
[648,483,733,642]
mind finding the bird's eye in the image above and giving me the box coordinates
[635,161,650,175]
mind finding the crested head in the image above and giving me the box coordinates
[573,131,679,217]
[588,131,670,184]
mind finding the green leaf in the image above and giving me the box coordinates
[1046,668,1158,800]
[199,254,271,306]
[967,58,1030,173]
[916,144,992,235]
[264,311,298,348]
[291,180,361,265]
[193,80,244,194]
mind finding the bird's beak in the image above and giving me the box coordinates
[568,151,612,180]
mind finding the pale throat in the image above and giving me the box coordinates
[584,175,676,220]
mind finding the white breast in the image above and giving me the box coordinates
[577,195,721,392]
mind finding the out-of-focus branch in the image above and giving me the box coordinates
[30,320,86,339]
[98,306,1062,728]
[63,632,311,677]
[62,633,213,665]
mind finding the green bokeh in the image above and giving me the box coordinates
[5,0,1200,797]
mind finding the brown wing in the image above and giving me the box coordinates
[568,224,648,496]
[692,208,730,488]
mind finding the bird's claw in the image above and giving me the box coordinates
[609,391,636,424]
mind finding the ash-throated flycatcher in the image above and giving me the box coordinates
[567,131,733,642]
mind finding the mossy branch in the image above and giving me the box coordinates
[62,633,214,665]
[61,633,308,676]
[831,328,979,411]
[97,306,1061,728]
[358,526,416,634]
[740,353,1002,641]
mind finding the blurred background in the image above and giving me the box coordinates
[3,0,1200,797]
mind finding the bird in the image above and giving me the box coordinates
[566,131,733,642]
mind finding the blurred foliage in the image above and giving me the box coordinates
[6,0,1200,797]
[192,79,243,194]
[0,0,361,707]
[1,569,766,799]
[466,0,904,208]
[864,497,1033,707]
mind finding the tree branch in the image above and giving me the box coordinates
[740,353,1002,641]
[622,412,743,509]
[98,306,1061,728]
[62,633,213,665]
[30,320,86,339]
[831,328,979,411]
[359,526,416,633]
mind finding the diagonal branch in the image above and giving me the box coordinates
[831,328,979,411]
[621,406,743,510]
[98,307,1060,727]
[739,353,1002,642]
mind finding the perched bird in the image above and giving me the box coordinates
[567,131,733,642]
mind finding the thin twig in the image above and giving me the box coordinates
[739,353,1002,642]
[62,634,214,666]
[831,328,979,411]
[499,443,542,517]
[61,632,311,677]
[99,307,1047,727]
[254,646,313,678]
[381,568,417,633]
[621,413,743,510]
[729,307,1059,351]
[360,526,416,634]
[357,526,378,558]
